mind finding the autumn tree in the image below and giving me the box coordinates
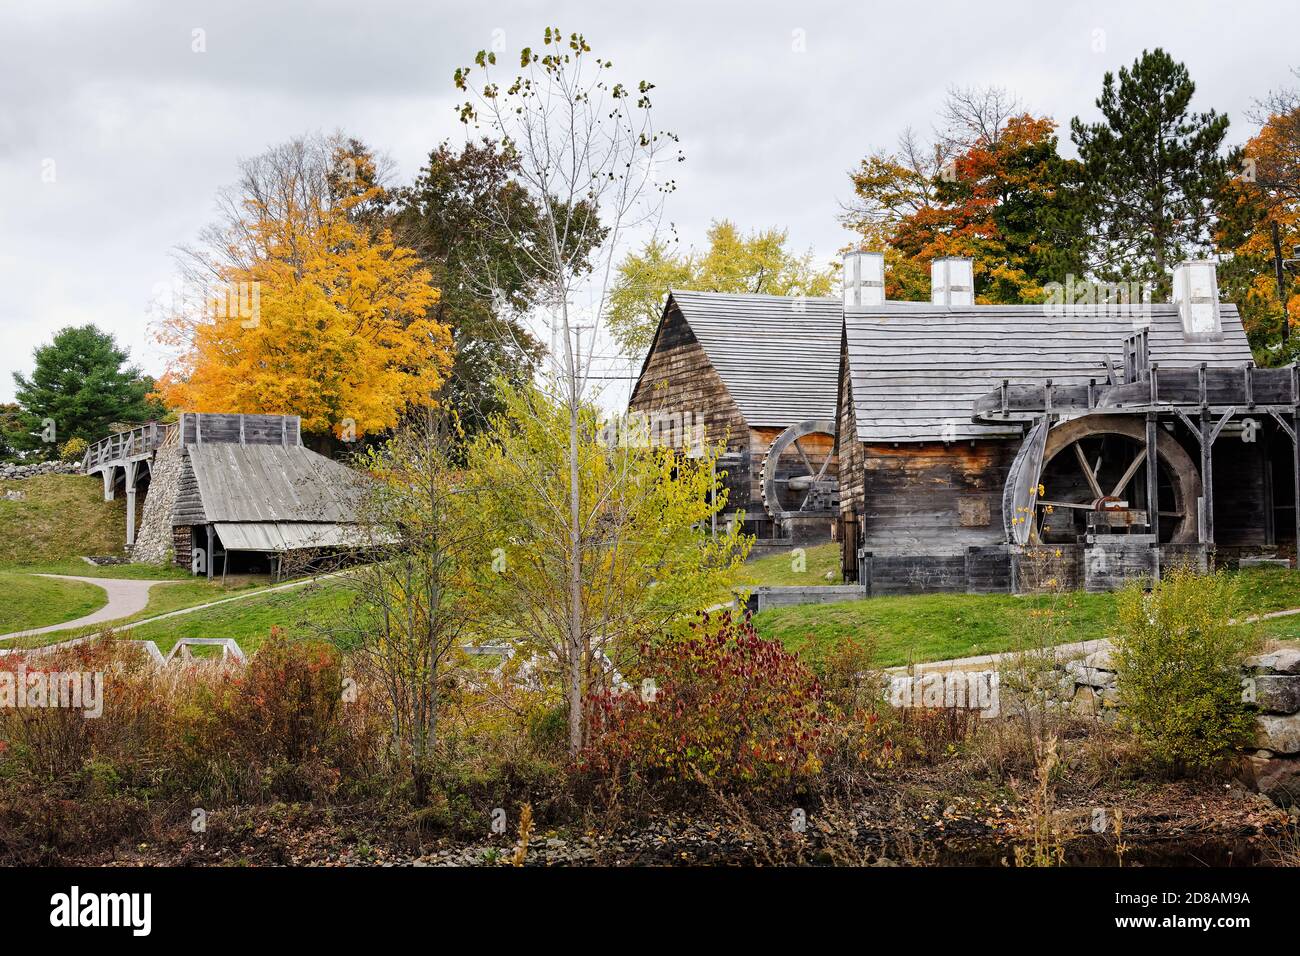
[157,136,451,440]
[11,325,161,456]
[1217,69,1300,359]
[317,407,477,804]
[456,383,749,714]
[454,28,689,754]
[842,86,1079,302]
[1070,49,1230,293]
[607,220,835,355]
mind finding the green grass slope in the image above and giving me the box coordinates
[0,474,129,566]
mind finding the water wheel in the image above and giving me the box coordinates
[1031,416,1200,544]
[761,419,839,522]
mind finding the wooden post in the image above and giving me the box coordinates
[206,524,214,581]
[1200,406,1214,546]
[1146,413,1160,550]
[124,460,137,547]
[1293,365,1300,562]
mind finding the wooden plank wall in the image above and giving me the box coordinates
[855,439,1018,553]
[180,412,301,447]
[629,304,756,520]
[171,450,206,526]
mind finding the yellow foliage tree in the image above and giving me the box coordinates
[157,191,450,438]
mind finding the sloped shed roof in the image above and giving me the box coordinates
[185,444,366,524]
[843,302,1255,443]
[637,290,842,427]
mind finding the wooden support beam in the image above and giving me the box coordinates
[1198,362,1208,408]
[1149,363,1160,405]
[1201,406,1215,546]
[1209,406,1238,446]
[1245,363,1256,409]
[1146,413,1160,553]
[206,524,214,581]
[1268,408,1296,444]
[124,460,137,547]
[1174,407,1201,443]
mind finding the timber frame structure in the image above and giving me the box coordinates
[630,258,1288,594]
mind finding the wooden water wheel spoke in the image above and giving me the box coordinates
[1109,446,1147,499]
[761,419,839,522]
[1038,499,1094,510]
[1073,442,1105,499]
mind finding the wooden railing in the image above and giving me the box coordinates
[82,421,173,472]
[972,364,1300,423]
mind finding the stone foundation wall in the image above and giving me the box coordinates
[133,446,182,564]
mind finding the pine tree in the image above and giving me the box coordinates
[11,325,161,455]
[1070,48,1230,293]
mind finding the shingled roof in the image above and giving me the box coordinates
[842,302,1255,443]
[635,290,842,427]
[178,443,365,524]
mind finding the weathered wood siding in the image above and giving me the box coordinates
[171,450,206,526]
[856,439,1018,554]
[629,302,756,519]
[172,525,192,569]
[179,412,301,446]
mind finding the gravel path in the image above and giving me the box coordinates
[0,574,180,641]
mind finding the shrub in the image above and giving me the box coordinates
[580,612,826,792]
[1112,567,1260,774]
[58,437,88,462]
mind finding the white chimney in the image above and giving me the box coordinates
[1172,259,1222,341]
[931,257,974,306]
[842,251,885,308]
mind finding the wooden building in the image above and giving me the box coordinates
[629,290,842,539]
[86,412,369,577]
[836,256,1294,593]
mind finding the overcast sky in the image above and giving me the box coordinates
[1,0,1294,407]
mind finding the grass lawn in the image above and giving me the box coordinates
[2,573,280,648]
[754,565,1300,668]
[742,542,842,587]
[754,590,1117,668]
[0,571,108,633]
[5,559,196,580]
[125,577,355,654]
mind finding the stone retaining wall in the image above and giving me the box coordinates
[0,460,81,480]
[133,446,181,564]
[1064,645,1300,806]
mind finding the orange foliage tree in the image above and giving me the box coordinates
[157,189,450,439]
[1217,100,1300,359]
[842,92,1081,303]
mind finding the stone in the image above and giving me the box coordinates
[1082,647,1114,671]
[1254,713,1300,755]
[1246,649,1300,675]
[1241,752,1300,807]
[1065,660,1115,689]
[1252,675,1300,715]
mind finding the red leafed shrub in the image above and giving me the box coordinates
[579,613,826,791]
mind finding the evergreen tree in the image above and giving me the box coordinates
[12,325,161,456]
[1070,48,1230,293]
